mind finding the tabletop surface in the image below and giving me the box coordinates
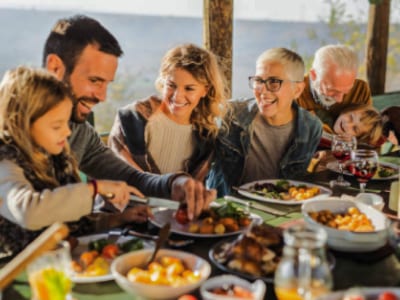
[2,152,400,300]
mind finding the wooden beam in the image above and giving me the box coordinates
[366,0,390,95]
[203,0,233,97]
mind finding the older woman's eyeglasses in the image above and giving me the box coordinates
[248,76,301,92]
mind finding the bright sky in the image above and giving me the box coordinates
[0,0,370,21]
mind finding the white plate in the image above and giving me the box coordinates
[315,287,400,300]
[327,161,399,181]
[150,208,262,238]
[71,233,153,283]
[238,179,332,206]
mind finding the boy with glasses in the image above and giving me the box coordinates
[207,48,322,196]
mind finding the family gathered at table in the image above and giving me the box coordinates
[0,14,399,300]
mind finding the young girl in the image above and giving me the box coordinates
[320,104,384,148]
[0,66,146,258]
[108,43,229,181]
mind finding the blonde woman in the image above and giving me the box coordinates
[109,43,228,181]
[0,66,146,257]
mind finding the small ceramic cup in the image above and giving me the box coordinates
[355,193,384,211]
[200,275,266,300]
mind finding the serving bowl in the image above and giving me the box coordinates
[111,248,211,300]
[354,193,384,211]
[302,198,389,252]
[200,275,266,300]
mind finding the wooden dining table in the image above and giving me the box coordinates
[2,151,400,300]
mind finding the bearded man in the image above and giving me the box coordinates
[42,15,215,220]
[297,44,372,131]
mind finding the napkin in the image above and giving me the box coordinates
[307,150,326,173]
[388,175,400,213]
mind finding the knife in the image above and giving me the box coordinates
[129,195,180,210]
[224,195,294,216]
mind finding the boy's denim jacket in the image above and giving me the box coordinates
[207,98,323,196]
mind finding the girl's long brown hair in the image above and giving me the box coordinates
[0,66,79,186]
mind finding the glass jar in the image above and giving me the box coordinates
[274,224,333,300]
[27,241,73,300]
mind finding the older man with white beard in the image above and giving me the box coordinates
[297,44,372,132]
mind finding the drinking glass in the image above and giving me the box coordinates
[27,241,73,300]
[389,220,400,261]
[330,134,357,187]
[348,149,379,193]
[274,224,332,300]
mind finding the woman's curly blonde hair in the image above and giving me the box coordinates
[155,43,229,139]
[0,66,79,186]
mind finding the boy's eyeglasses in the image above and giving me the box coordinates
[248,76,302,92]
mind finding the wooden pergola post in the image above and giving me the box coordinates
[366,0,390,95]
[203,0,233,98]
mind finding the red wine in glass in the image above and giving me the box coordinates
[330,135,357,187]
[332,150,351,163]
[349,149,379,192]
[348,161,378,183]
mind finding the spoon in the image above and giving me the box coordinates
[145,222,171,268]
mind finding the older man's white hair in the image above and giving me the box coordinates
[312,44,358,77]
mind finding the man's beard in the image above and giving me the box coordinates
[311,79,337,108]
[64,76,100,123]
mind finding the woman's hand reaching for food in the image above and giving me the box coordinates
[170,175,216,220]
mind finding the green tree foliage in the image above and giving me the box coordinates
[93,69,156,133]
[93,72,138,133]
[301,0,400,91]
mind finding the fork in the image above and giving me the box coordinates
[109,228,194,248]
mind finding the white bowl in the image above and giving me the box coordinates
[302,198,389,252]
[355,193,384,211]
[111,249,211,300]
[200,275,266,300]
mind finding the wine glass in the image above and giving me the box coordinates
[348,149,379,193]
[330,134,357,187]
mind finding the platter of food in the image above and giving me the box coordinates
[237,179,331,205]
[327,161,399,181]
[315,287,400,300]
[209,223,282,283]
[209,223,335,283]
[150,202,262,238]
[70,233,153,283]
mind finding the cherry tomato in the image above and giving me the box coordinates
[177,295,197,300]
[343,296,364,300]
[175,204,189,225]
[379,291,398,300]
[233,285,253,298]
[101,244,119,259]
[80,250,99,267]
